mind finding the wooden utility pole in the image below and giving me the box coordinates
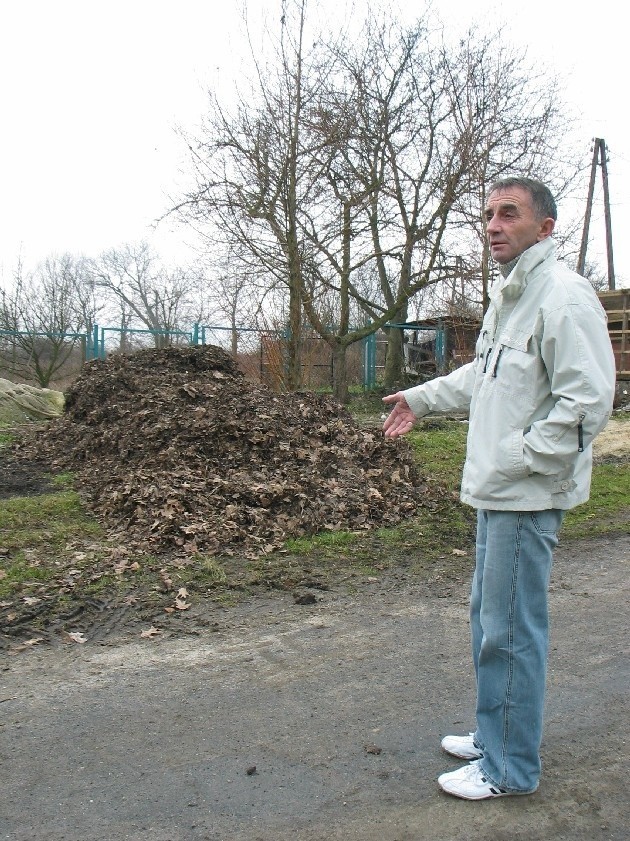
[577,138,616,290]
[577,143,598,276]
[600,140,616,290]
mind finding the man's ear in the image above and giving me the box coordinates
[537,217,555,241]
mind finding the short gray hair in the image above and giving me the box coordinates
[488,177,557,221]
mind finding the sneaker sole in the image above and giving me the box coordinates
[441,747,484,760]
[438,782,538,800]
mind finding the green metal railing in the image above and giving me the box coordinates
[1,320,447,389]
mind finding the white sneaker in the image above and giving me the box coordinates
[441,732,483,760]
[438,762,536,800]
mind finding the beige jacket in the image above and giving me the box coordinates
[403,238,617,510]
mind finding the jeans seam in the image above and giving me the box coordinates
[500,513,522,786]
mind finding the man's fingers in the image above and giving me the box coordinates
[382,406,403,432]
[383,413,413,438]
[382,393,399,404]
[382,394,415,438]
[382,409,396,430]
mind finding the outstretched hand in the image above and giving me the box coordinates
[382,392,416,438]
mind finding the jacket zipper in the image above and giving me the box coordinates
[482,343,493,373]
[577,412,586,452]
[492,345,505,377]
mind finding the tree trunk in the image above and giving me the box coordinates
[285,246,303,391]
[383,327,406,392]
[331,340,349,404]
[481,238,491,313]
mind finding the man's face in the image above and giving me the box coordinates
[484,186,555,264]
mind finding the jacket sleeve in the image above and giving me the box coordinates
[522,299,616,475]
[403,357,477,419]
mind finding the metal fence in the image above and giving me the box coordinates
[0,320,458,391]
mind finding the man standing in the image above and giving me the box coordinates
[382,177,616,799]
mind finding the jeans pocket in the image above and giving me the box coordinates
[530,509,564,535]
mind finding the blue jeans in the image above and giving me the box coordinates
[471,508,564,793]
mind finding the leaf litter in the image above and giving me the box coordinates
[17,345,433,559]
[2,345,444,647]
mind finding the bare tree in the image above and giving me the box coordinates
[437,28,586,312]
[171,0,328,388]
[173,7,472,399]
[298,16,486,396]
[171,3,584,400]
[89,242,203,349]
[0,254,93,387]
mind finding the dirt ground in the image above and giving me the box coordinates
[1,531,628,841]
[593,417,630,459]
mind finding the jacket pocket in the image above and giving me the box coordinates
[488,328,540,407]
[491,329,530,378]
[508,427,529,479]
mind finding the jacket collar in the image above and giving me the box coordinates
[489,237,556,303]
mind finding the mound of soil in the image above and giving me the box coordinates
[16,346,431,558]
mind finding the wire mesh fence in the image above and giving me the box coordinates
[0,324,370,392]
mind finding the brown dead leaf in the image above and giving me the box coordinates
[451,548,467,556]
[140,626,162,638]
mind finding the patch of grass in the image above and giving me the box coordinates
[50,472,75,488]
[0,491,99,546]
[211,591,240,607]
[345,388,389,423]
[1,552,59,589]
[188,556,228,586]
[406,418,468,489]
[0,424,14,447]
[0,491,102,598]
[562,463,630,538]
[81,573,120,597]
[285,529,359,554]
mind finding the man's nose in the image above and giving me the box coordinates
[486,215,500,233]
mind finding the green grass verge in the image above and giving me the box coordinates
[562,463,630,538]
[0,490,103,597]
[406,418,469,489]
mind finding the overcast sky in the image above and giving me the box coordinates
[1,0,628,286]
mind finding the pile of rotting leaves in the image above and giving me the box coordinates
[19,345,432,559]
